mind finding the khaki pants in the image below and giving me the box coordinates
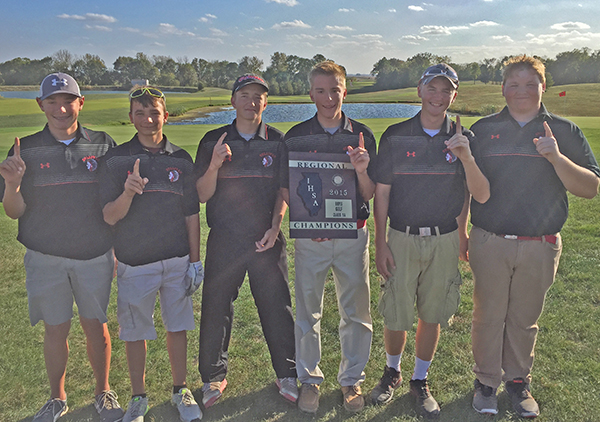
[294,226,372,386]
[469,226,562,388]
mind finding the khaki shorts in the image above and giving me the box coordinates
[378,228,462,331]
[25,249,114,326]
[116,255,195,341]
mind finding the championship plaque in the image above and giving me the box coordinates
[288,151,357,239]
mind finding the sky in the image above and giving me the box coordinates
[2,0,599,75]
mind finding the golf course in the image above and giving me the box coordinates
[1,83,599,422]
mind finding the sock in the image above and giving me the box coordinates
[386,352,402,372]
[173,384,187,394]
[132,393,147,399]
[412,357,432,380]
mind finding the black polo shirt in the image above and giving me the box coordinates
[282,113,377,221]
[470,104,600,236]
[377,113,472,232]
[98,135,199,266]
[0,124,115,260]
[195,120,285,238]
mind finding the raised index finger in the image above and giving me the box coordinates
[216,132,227,146]
[543,121,553,138]
[456,115,461,136]
[133,158,140,176]
[358,132,365,149]
[14,137,21,157]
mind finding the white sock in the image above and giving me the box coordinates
[386,352,402,372]
[412,357,432,380]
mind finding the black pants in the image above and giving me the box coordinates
[198,229,296,382]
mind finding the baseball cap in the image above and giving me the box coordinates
[419,64,459,89]
[38,72,82,101]
[232,74,269,95]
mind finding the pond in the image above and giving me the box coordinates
[170,103,421,125]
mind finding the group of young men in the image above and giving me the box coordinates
[1,54,597,422]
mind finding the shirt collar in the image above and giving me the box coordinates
[227,119,268,141]
[129,134,177,155]
[308,112,354,135]
[43,123,86,144]
[411,111,454,136]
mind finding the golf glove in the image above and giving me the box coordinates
[185,261,204,296]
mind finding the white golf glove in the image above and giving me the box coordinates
[185,261,204,296]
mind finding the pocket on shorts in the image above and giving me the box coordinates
[378,277,397,323]
[440,271,462,327]
[469,227,491,247]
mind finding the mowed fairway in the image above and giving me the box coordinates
[0,85,599,422]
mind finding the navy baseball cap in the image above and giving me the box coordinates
[38,72,82,101]
[232,74,269,95]
[419,64,459,89]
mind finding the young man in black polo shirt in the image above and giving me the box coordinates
[195,74,297,408]
[99,87,203,422]
[282,61,376,414]
[469,55,599,418]
[372,64,489,418]
[0,73,123,422]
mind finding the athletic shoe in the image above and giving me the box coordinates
[505,378,539,418]
[409,378,440,419]
[276,377,299,403]
[472,378,498,415]
[32,398,68,422]
[201,379,227,408]
[371,365,402,405]
[341,384,365,413]
[297,383,319,414]
[171,388,202,422]
[122,396,149,422]
[94,390,125,422]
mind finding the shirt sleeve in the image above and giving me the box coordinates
[376,129,393,185]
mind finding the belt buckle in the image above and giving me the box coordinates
[419,227,431,236]
[504,235,518,240]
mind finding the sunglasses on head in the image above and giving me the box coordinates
[130,87,165,99]
[423,66,458,81]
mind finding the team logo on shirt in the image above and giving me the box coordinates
[491,134,500,140]
[40,162,50,169]
[442,148,458,163]
[167,167,181,182]
[260,152,275,168]
[406,151,416,157]
[82,156,98,172]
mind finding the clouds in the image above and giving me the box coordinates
[551,21,590,30]
[199,14,217,23]
[266,0,299,6]
[159,23,195,37]
[471,21,499,27]
[325,25,353,31]
[420,25,469,35]
[272,20,311,29]
[58,13,117,23]
[408,6,425,12]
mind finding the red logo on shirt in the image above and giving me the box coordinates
[491,134,500,140]
[40,162,50,169]
[82,156,98,172]
[406,151,416,157]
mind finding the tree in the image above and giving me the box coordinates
[177,63,198,87]
[72,54,107,85]
[238,56,264,75]
[52,49,74,73]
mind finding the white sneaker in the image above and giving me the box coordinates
[123,396,149,422]
[32,398,68,422]
[172,388,202,421]
[276,377,299,403]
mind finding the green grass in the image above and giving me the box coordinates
[1,89,600,421]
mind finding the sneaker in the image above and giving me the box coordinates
[472,379,498,415]
[341,384,365,413]
[371,365,402,405]
[122,396,149,422]
[172,388,202,422]
[94,390,125,422]
[505,378,540,418]
[297,383,320,414]
[276,377,299,403]
[409,379,440,419]
[32,398,68,422]
[201,379,227,408]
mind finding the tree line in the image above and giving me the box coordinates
[1,48,599,94]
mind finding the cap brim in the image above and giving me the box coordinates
[420,74,458,89]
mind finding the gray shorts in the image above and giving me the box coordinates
[116,255,195,342]
[25,249,114,326]
[378,228,462,331]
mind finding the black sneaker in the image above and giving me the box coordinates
[409,378,440,419]
[505,378,539,418]
[370,365,402,405]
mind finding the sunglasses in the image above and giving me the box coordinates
[130,87,165,99]
[422,66,459,82]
